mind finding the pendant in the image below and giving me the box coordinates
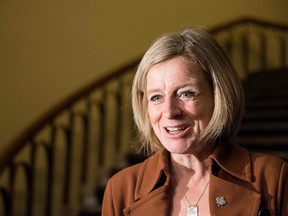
[187,204,198,216]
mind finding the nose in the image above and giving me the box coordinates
[163,97,182,119]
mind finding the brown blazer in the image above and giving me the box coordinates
[102,143,288,215]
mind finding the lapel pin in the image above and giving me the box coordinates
[216,196,227,207]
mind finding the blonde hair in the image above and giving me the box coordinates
[132,26,244,155]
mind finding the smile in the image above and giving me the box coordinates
[166,126,188,134]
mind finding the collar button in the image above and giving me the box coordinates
[258,208,270,216]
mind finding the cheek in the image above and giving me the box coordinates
[188,101,213,122]
[199,101,214,123]
[148,105,160,124]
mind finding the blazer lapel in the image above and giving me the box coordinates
[209,143,264,215]
[209,174,261,215]
[123,150,171,215]
[123,185,170,216]
[122,145,262,215]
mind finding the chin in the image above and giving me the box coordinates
[169,150,190,155]
[164,144,193,154]
[162,139,198,154]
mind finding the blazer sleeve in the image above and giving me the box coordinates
[279,162,288,216]
[102,179,116,216]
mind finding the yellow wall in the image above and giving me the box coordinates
[1,0,288,150]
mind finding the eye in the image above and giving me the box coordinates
[178,89,199,99]
[149,94,162,102]
[181,91,193,97]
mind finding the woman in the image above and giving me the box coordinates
[102,27,288,215]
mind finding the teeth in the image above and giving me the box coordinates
[166,127,186,133]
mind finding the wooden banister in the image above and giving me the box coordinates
[0,57,141,173]
[0,17,288,216]
[210,17,288,33]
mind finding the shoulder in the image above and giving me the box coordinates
[250,151,286,165]
[108,151,164,188]
[235,143,288,179]
[103,151,166,206]
[109,162,142,186]
[211,143,287,182]
[250,152,288,214]
[250,151,288,179]
[242,148,288,195]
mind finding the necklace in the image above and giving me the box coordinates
[172,171,209,216]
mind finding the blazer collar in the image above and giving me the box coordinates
[134,142,253,200]
[134,149,171,200]
[209,142,253,182]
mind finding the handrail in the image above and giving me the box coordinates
[1,17,288,172]
[210,17,288,32]
[0,17,288,216]
[0,57,141,173]
[211,17,288,77]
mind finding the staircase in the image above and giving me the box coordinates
[0,18,288,216]
[85,69,288,216]
[237,69,288,161]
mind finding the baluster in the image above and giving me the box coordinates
[8,163,16,216]
[7,161,31,216]
[81,101,90,184]
[22,162,32,216]
[32,140,49,216]
[45,124,56,216]
[0,187,10,216]
[225,39,233,59]
[26,141,36,216]
[114,82,123,152]
[241,32,249,78]
[279,33,287,69]
[259,29,267,71]
[62,111,74,205]
[97,91,107,166]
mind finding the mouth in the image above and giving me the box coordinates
[165,126,188,134]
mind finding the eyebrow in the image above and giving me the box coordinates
[146,88,162,96]
[146,83,200,96]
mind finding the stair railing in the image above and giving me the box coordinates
[0,60,140,216]
[0,17,288,216]
[212,17,288,77]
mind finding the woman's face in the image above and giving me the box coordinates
[146,56,214,154]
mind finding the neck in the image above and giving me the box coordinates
[170,143,214,181]
[171,154,210,181]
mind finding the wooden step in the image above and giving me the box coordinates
[238,129,288,136]
[245,87,288,98]
[237,136,288,147]
[243,68,288,91]
[240,122,288,130]
[237,137,288,162]
[245,99,288,110]
[243,109,288,121]
[239,119,288,137]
